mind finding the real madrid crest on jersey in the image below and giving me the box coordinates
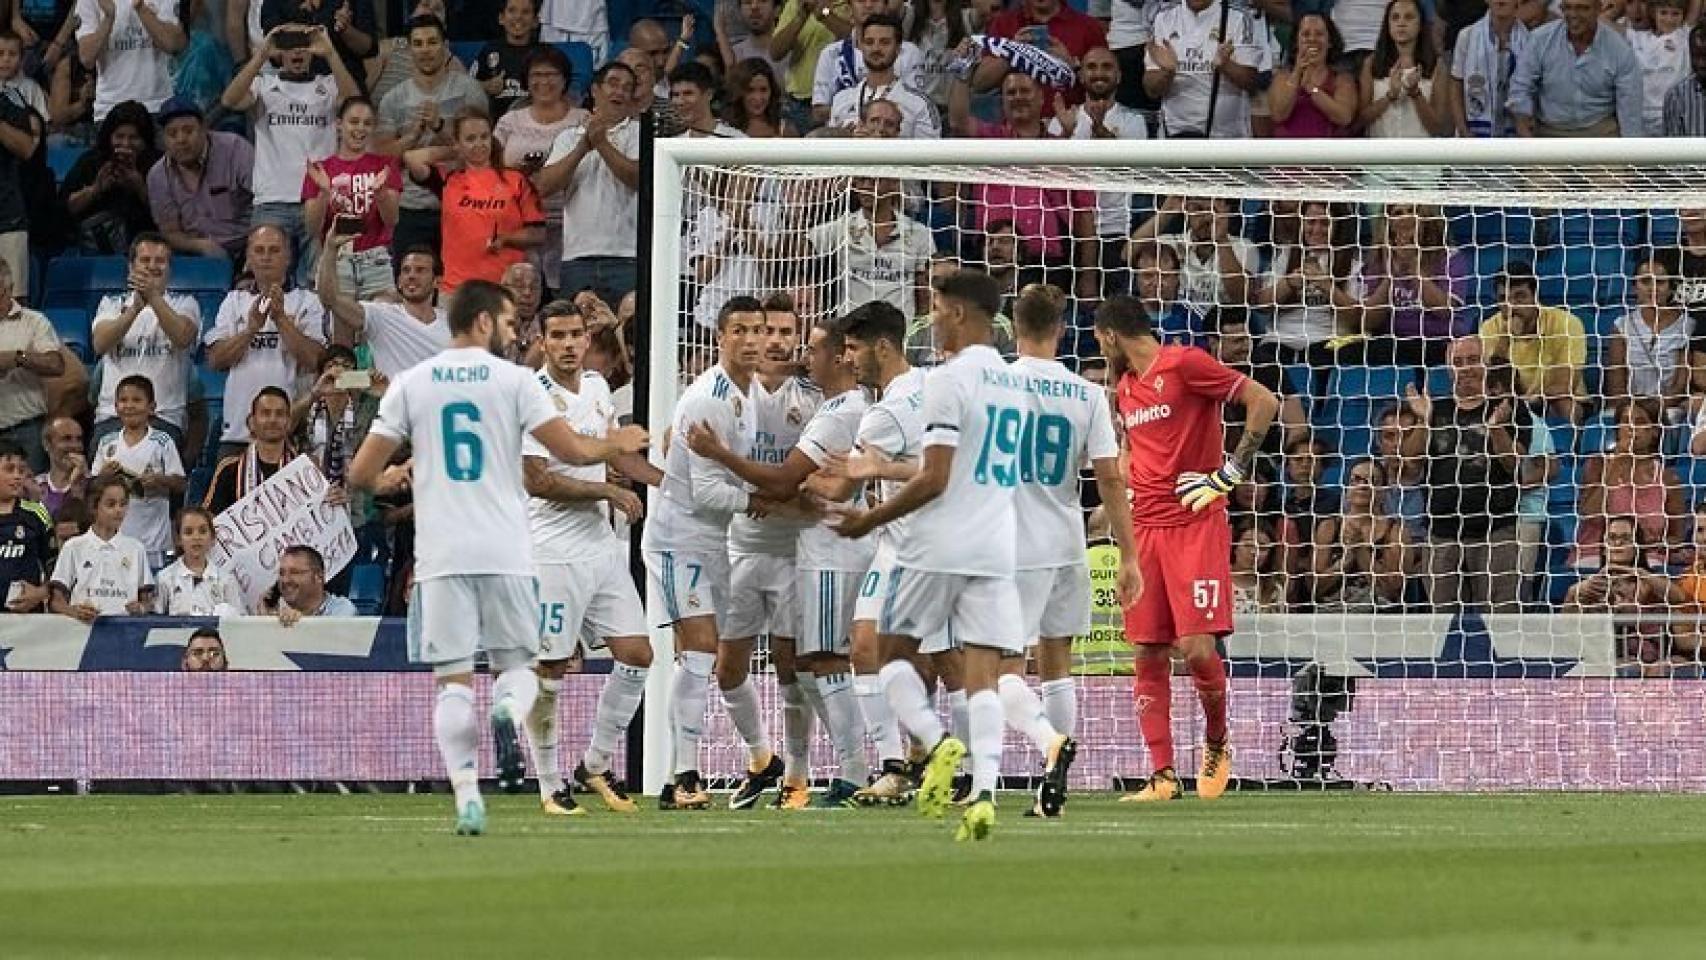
[120,555,132,570]
[786,406,803,427]
[12,526,22,540]
[733,396,743,417]
[554,394,568,412]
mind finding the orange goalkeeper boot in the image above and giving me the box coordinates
[1198,741,1233,800]
[1119,767,1182,803]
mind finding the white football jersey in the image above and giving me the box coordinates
[729,375,821,558]
[523,369,620,565]
[91,426,184,559]
[796,387,877,573]
[370,346,558,580]
[897,344,1025,578]
[154,558,244,615]
[50,529,153,614]
[641,365,755,556]
[855,366,926,552]
[1011,356,1120,569]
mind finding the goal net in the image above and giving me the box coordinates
[643,137,1706,795]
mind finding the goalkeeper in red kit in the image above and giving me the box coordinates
[1092,296,1281,802]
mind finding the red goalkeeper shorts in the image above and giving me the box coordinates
[1125,514,1234,645]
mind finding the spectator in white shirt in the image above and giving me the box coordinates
[811,0,925,125]
[90,373,184,566]
[90,232,199,450]
[1144,0,1267,138]
[0,31,46,119]
[74,0,186,120]
[0,259,64,472]
[668,61,746,137]
[541,0,608,61]
[806,174,934,316]
[1130,194,1258,314]
[319,235,448,377]
[1628,0,1688,136]
[221,24,359,287]
[50,473,155,620]
[685,175,769,329]
[270,544,358,624]
[156,506,244,615]
[535,61,641,305]
[206,225,329,461]
[827,14,939,137]
[1049,46,1150,298]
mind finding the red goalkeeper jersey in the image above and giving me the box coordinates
[1115,344,1248,529]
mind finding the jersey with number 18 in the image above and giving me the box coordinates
[897,344,1028,577]
[369,346,559,581]
[1011,355,1120,569]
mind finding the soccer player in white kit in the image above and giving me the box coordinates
[349,280,648,836]
[1006,285,1143,817]
[833,269,1069,842]
[520,304,664,817]
[710,300,821,809]
[684,312,877,807]
[642,296,775,811]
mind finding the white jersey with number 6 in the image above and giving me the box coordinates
[1010,356,1120,570]
[898,344,1026,578]
[370,346,559,581]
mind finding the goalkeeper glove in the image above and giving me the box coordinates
[1175,460,1246,513]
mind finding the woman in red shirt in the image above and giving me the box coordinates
[404,109,545,294]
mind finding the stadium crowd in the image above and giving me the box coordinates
[0,0,1701,677]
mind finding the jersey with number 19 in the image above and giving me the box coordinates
[1011,355,1120,642]
[882,344,1027,652]
[1114,344,1248,644]
[370,346,558,667]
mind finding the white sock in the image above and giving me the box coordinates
[817,671,870,785]
[968,689,1004,799]
[491,667,540,729]
[434,683,481,808]
[999,673,1058,754]
[778,680,813,781]
[525,676,564,798]
[584,663,647,776]
[671,651,715,775]
[948,688,970,747]
[722,677,770,764]
[1041,678,1076,737]
[879,659,944,746]
[854,672,906,763]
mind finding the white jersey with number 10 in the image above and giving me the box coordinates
[370,346,559,581]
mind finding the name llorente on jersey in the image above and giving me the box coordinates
[1123,404,1173,429]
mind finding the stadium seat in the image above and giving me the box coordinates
[43,307,91,362]
[46,144,83,181]
[171,257,233,293]
[555,42,595,94]
[42,256,129,310]
[348,564,387,616]
[450,40,483,70]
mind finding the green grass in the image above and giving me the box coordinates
[2,791,1704,958]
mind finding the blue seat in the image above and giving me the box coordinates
[348,563,387,616]
[450,40,484,70]
[554,42,596,94]
[43,307,91,361]
[46,145,83,181]
[171,257,233,293]
[42,255,129,310]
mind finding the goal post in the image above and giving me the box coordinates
[641,135,1706,795]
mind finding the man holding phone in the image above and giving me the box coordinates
[221,22,359,288]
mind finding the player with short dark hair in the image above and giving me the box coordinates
[0,439,53,614]
[1092,294,1281,803]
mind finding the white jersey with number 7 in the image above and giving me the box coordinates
[369,346,560,582]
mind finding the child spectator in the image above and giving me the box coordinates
[49,474,154,620]
[155,506,243,615]
[0,438,52,614]
[1628,0,1688,136]
[0,30,46,118]
[473,0,547,119]
[90,374,185,569]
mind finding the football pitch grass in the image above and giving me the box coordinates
[3,791,1704,958]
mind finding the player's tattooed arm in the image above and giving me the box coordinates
[1230,378,1282,473]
